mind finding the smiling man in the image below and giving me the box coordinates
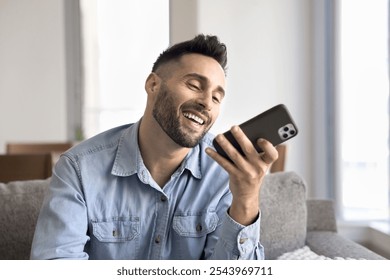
[31,34,278,260]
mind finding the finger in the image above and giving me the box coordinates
[205,146,237,174]
[260,153,274,165]
[213,133,248,167]
[257,139,279,165]
[230,126,258,160]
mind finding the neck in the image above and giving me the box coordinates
[138,115,189,187]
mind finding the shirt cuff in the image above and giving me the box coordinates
[220,210,261,258]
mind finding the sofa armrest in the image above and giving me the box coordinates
[260,172,308,260]
[0,178,50,259]
[306,231,385,260]
[306,199,337,232]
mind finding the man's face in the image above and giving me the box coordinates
[152,54,226,148]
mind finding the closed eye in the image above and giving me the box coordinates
[188,83,201,91]
[212,91,224,104]
[212,96,221,104]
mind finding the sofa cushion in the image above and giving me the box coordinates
[260,171,307,259]
[0,178,50,259]
[306,231,385,260]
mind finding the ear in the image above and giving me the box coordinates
[145,73,161,95]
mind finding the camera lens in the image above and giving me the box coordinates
[283,126,289,132]
[290,130,296,135]
[283,133,288,139]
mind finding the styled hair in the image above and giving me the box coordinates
[152,34,228,75]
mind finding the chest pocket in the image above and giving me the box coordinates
[173,212,219,237]
[92,216,140,242]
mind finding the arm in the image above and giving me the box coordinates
[30,155,89,259]
[205,125,278,259]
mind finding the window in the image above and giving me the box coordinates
[337,0,389,221]
[80,0,169,138]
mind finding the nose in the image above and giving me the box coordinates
[197,91,213,111]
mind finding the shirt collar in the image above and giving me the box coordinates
[111,120,202,180]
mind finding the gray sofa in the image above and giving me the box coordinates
[0,171,385,260]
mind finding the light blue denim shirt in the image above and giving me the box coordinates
[31,121,264,260]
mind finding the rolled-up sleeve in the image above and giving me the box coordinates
[209,211,264,260]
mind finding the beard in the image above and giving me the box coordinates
[152,85,212,148]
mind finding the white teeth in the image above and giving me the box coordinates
[183,112,205,125]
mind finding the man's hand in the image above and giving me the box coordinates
[206,125,279,225]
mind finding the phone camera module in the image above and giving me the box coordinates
[278,124,296,141]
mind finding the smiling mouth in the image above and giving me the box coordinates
[183,112,205,125]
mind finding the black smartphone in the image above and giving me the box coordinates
[212,104,298,160]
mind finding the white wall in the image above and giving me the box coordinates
[0,0,320,197]
[0,0,68,153]
[171,0,314,194]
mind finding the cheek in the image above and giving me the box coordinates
[209,108,220,125]
[167,87,188,105]
[157,86,183,111]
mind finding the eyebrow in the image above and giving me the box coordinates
[183,73,225,97]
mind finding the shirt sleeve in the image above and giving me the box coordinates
[208,210,264,260]
[30,155,90,259]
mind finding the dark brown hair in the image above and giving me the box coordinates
[152,34,228,75]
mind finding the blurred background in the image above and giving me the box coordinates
[0,0,389,257]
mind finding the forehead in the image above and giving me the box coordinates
[164,53,226,87]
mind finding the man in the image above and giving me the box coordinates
[30,34,278,260]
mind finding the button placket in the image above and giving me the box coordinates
[150,191,170,258]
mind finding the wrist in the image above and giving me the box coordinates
[229,199,259,226]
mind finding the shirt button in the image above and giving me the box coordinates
[239,238,248,244]
[160,195,167,202]
[155,235,161,244]
[196,224,202,232]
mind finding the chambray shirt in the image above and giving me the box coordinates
[31,121,264,260]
